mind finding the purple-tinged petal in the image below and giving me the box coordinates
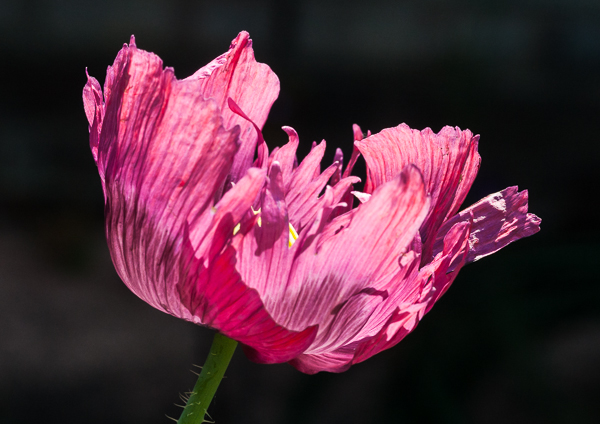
[95,39,245,318]
[328,125,366,221]
[330,148,344,186]
[281,136,361,231]
[434,186,541,263]
[83,71,104,169]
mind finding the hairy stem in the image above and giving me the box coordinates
[177,332,238,424]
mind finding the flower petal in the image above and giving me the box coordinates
[355,124,480,261]
[279,166,429,352]
[433,186,541,263]
[184,31,280,184]
[179,221,317,364]
[97,39,243,318]
[283,137,360,231]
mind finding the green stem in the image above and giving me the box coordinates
[177,333,238,424]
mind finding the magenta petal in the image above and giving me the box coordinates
[434,186,541,263]
[179,236,317,364]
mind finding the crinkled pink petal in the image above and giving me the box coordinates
[355,123,480,261]
[433,186,541,263]
[341,221,470,371]
[184,31,280,184]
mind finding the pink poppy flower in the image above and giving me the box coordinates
[84,32,540,375]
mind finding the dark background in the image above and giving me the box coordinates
[1,0,599,423]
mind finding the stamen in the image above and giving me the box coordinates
[289,222,298,247]
[251,206,262,227]
[233,207,298,248]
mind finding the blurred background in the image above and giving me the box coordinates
[1,0,599,423]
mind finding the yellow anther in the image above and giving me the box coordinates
[233,207,298,248]
[289,222,298,247]
[252,206,262,227]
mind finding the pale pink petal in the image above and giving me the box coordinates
[351,191,371,204]
[434,186,541,263]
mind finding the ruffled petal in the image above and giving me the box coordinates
[184,31,280,184]
[283,136,360,231]
[355,123,480,261]
[433,186,541,263]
